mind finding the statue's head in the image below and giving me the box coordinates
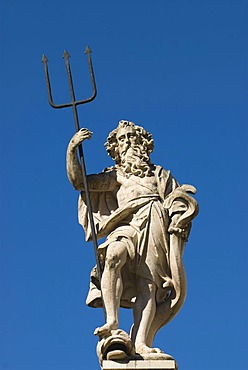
[105,120,154,162]
[105,120,154,177]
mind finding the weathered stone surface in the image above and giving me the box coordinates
[66,120,198,364]
[102,359,178,369]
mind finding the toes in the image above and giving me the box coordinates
[153,347,164,353]
[94,327,100,336]
[94,325,111,337]
[136,345,164,354]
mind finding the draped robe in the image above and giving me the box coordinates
[77,165,190,311]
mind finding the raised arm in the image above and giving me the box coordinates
[66,128,92,190]
[66,128,118,192]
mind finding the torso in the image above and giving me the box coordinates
[115,170,159,208]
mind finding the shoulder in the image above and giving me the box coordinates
[153,165,171,179]
[88,167,116,178]
[154,165,179,192]
[103,166,117,174]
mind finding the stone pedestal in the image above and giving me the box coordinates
[102,359,178,370]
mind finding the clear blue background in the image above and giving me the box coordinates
[0,1,247,369]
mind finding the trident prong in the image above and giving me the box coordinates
[42,46,97,110]
[42,47,103,287]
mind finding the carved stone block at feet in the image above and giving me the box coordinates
[102,359,178,370]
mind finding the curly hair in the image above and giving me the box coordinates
[104,120,154,164]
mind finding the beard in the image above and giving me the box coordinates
[118,145,151,177]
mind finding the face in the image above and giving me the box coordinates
[116,127,140,155]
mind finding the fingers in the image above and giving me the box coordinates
[78,128,93,139]
[70,128,93,146]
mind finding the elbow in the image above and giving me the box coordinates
[74,183,83,191]
[71,179,84,191]
[67,173,83,191]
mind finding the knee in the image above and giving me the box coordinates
[105,253,122,270]
[104,242,127,270]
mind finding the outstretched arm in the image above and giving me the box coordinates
[66,128,118,192]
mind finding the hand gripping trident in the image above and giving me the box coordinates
[42,47,103,283]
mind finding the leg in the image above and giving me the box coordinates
[94,241,127,337]
[132,277,162,354]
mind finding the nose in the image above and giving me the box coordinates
[123,135,130,144]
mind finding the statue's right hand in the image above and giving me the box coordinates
[70,128,92,147]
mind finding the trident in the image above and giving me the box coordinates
[42,47,102,284]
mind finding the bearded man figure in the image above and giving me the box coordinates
[66,120,198,358]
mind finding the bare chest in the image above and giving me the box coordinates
[116,173,158,207]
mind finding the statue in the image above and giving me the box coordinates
[66,120,198,363]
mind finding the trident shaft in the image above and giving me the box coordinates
[42,47,102,283]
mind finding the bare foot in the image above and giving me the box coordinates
[135,344,164,354]
[94,322,118,337]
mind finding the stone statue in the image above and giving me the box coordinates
[66,120,198,363]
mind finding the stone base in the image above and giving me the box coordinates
[102,359,178,370]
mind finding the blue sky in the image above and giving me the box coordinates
[0,1,247,369]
